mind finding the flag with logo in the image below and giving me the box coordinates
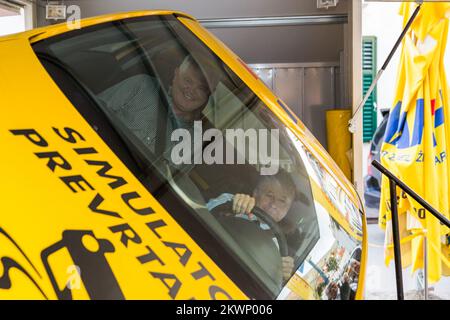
[379,3,450,284]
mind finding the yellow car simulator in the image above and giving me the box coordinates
[0,10,367,300]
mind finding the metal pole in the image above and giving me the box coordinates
[389,179,404,300]
[423,230,428,300]
[372,160,450,229]
[349,3,422,133]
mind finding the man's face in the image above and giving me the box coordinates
[171,62,210,114]
[253,180,294,222]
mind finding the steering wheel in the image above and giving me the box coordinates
[213,199,289,257]
[251,206,289,257]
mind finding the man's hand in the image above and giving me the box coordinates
[232,194,256,218]
[342,272,350,284]
[282,256,295,282]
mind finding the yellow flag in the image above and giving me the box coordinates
[379,3,450,284]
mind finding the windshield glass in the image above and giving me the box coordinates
[33,14,362,299]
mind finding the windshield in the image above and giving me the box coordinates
[33,14,362,299]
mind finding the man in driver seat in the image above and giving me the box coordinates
[99,54,213,159]
[207,169,297,283]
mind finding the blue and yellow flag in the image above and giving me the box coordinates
[379,3,450,284]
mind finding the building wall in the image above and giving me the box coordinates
[36,0,348,64]
[350,0,363,198]
[36,0,348,25]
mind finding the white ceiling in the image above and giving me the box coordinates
[0,3,20,17]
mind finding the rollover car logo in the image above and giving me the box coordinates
[1,227,123,300]
[41,230,124,300]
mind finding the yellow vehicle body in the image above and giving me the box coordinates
[0,10,367,300]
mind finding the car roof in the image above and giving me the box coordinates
[0,10,196,43]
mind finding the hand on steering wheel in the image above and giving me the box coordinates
[232,194,256,218]
[213,194,294,282]
[232,194,295,281]
[250,206,291,279]
[226,194,289,258]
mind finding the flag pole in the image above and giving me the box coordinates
[348,3,422,133]
[423,230,428,300]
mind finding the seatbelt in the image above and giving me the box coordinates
[155,84,168,157]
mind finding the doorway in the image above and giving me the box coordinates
[0,4,25,36]
[251,62,342,149]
